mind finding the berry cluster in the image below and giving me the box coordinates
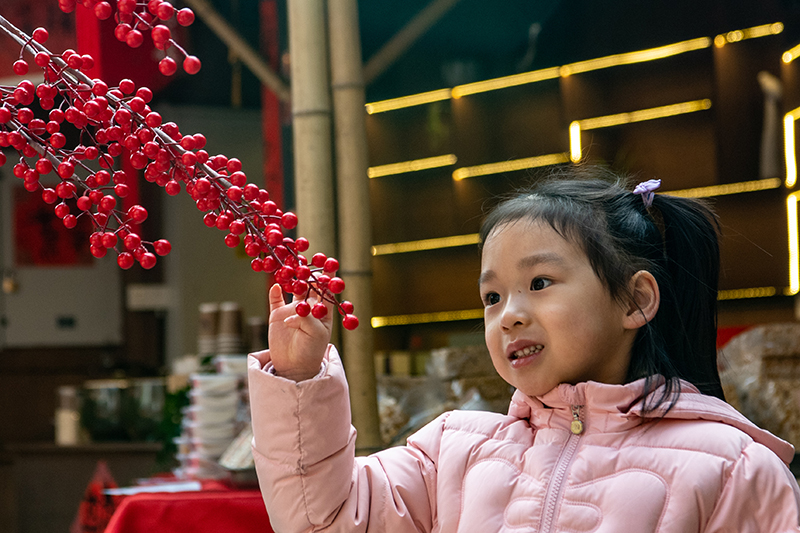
[57,0,201,76]
[0,15,358,330]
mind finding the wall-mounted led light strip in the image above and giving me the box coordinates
[718,287,777,300]
[452,153,569,181]
[365,88,452,115]
[372,233,480,256]
[371,308,483,328]
[559,37,712,77]
[785,107,800,187]
[667,177,781,199]
[714,22,783,48]
[367,154,457,178]
[569,99,712,162]
[788,192,800,296]
[451,67,561,99]
[366,23,781,114]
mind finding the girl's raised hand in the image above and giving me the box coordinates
[267,283,333,382]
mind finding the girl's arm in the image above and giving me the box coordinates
[248,285,438,533]
[703,441,800,532]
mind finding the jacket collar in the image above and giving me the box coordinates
[507,377,795,465]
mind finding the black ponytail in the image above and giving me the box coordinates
[480,166,724,414]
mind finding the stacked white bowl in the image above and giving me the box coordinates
[179,373,240,478]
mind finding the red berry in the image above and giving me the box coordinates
[151,25,171,44]
[245,242,261,257]
[139,252,157,269]
[281,212,298,229]
[119,79,136,94]
[226,186,243,202]
[62,214,77,228]
[42,188,58,204]
[203,213,217,227]
[101,233,118,248]
[99,195,116,211]
[311,253,327,268]
[342,315,359,330]
[145,112,162,127]
[262,256,279,273]
[57,161,74,179]
[127,205,148,223]
[117,252,135,269]
[311,303,328,319]
[13,60,28,75]
[224,233,240,248]
[90,245,107,258]
[35,158,53,175]
[34,52,50,67]
[176,7,195,25]
[328,277,345,294]
[124,233,142,250]
[324,258,339,273]
[32,27,49,43]
[296,301,311,317]
[165,180,181,195]
[341,301,355,314]
[94,2,112,19]
[250,258,264,272]
[77,196,92,211]
[156,2,175,19]
[154,239,171,256]
[159,57,177,76]
[229,219,246,235]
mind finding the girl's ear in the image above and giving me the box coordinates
[622,270,660,330]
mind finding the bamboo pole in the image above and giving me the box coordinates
[182,0,291,102]
[363,0,463,85]
[328,0,382,453]
[286,0,336,258]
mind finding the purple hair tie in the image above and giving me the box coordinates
[633,179,661,208]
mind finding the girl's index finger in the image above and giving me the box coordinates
[268,283,287,314]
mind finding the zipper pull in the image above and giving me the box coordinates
[570,405,584,435]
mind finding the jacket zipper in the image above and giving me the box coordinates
[539,405,583,533]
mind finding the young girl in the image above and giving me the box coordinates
[248,167,800,532]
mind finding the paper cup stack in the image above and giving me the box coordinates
[216,302,243,355]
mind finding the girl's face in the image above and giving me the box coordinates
[480,219,637,398]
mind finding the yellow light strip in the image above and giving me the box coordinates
[788,192,800,296]
[569,122,582,163]
[784,43,800,63]
[371,309,484,328]
[577,99,712,130]
[718,287,778,300]
[452,153,569,181]
[667,177,781,199]
[451,67,561,98]
[371,233,480,256]
[559,37,712,77]
[365,88,452,114]
[715,22,783,48]
[367,154,457,178]
[785,108,800,187]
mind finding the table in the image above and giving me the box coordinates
[104,486,274,533]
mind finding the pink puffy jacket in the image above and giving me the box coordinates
[249,346,800,532]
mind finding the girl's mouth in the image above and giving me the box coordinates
[509,344,543,360]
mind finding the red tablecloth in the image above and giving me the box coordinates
[103,487,274,533]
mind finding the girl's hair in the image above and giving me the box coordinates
[479,166,724,413]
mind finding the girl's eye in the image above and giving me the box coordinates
[484,292,500,306]
[530,278,551,291]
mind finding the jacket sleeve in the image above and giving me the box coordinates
[248,345,440,533]
[703,441,800,532]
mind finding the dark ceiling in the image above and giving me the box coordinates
[158,0,800,107]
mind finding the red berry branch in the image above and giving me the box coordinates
[58,0,201,76]
[0,13,359,330]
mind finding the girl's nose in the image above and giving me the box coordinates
[500,294,530,330]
